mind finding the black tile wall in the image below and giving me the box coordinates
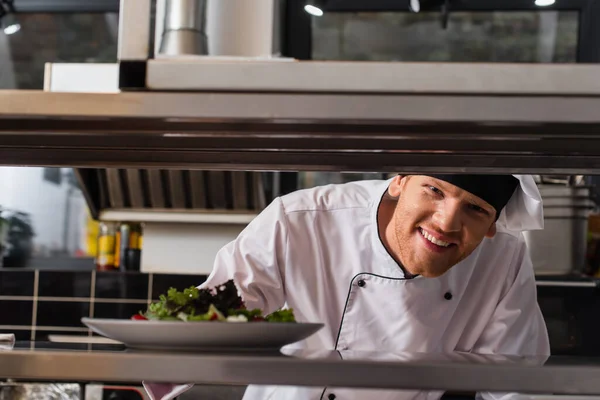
[94,302,147,320]
[0,329,30,341]
[0,300,33,325]
[0,271,210,338]
[36,301,90,327]
[95,272,148,299]
[0,270,34,296]
[537,284,600,356]
[151,274,207,300]
[38,271,91,298]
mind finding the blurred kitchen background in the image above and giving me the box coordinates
[0,0,589,272]
[0,0,600,362]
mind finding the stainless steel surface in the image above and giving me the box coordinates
[160,30,208,56]
[167,170,187,208]
[159,0,208,56]
[98,209,256,224]
[146,60,600,94]
[203,0,277,58]
[76,168,266,219]
[125,169,145,208]
[207,171,227,209]
[117,0,151,60]
[164,0,206,31]
[147,170,166,208]
[526,218,588,275]
[2,346,600,395]
[106,169,125,208]
[189,171,207,209]
[252,173,266,210]
[525,186,594,275]
[231,172,249,209]
[12,89,600,121]
[535,281,597,287]
[3,90,600,172]
[538,186,593,199]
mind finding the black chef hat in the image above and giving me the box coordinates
[426,175,519,219]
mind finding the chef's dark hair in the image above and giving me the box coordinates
[426,174,519,220]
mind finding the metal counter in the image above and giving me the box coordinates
[2,89,600,172]
[2,342,600,395]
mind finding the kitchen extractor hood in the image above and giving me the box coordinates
[77,168,268,220]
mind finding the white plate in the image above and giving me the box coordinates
[82,318,323,352]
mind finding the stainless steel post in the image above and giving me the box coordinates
[159,0,208,56]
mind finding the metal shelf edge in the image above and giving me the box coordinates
[98,209,257,224]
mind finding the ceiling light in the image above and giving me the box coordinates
[409,0,421,12]
[535,0,555,6]
[2,13,19,35]
[3,22,19,35]
[0,0,19,35]
[304,4,324,17]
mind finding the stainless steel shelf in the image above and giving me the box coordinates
[99,209,256,224]
[2,346,600,395]
[2,90,600,172]
[146,59,600,95]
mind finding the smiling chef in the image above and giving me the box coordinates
[146,174,549,400]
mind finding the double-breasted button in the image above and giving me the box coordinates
[328,394,337,400]
[444,291,453,300]
[357,279,366,287]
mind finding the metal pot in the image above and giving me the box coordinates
[523,185,595,275]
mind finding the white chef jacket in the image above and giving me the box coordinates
[144,176,550,400]
[201,177,550,400]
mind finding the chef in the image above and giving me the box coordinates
[145,174,549,400]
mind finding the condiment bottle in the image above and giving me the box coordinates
[96,222,117,271]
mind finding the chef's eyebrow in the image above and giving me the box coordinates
[428,177,495,215]
[464,194,495,215]
[425,177,445,188]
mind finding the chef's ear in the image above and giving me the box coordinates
[485,222,497,238]
[388,175,407,198]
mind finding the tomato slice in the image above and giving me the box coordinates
[131,314,147,321]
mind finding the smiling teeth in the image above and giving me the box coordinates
[420,229,450,247]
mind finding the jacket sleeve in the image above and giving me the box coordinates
[472,235,550,357]
[474,236,550,400]
[198,197,289,314]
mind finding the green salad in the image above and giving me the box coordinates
[132,280,296,323]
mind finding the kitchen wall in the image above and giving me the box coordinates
[0,269,206,341]
[141,222,244,274]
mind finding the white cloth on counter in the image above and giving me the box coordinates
[142,382,192,400]
[0,333,15,351]
[144,176,550,400]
